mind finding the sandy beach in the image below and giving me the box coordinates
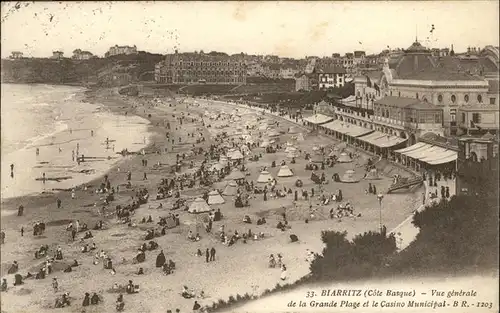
[1,87,422,313]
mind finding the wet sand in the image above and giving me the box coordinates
[1,88,421,313]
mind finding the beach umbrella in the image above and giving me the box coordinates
[225,169,245,181]
[337,152,352,163]
[188,198,211,214]
[277,165,294,177]
[207,190,225,205]
[256,170,274,183]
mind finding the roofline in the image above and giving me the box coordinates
[390,79,489,88]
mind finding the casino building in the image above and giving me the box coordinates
[303,40,499,172]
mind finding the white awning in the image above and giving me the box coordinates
[426,154,458,165]
[322,120,372,137]
[394,142,427,154]
[419,149,457,162]
[400,143,436,158]
[303,114,333,125]
[358,131,407,148]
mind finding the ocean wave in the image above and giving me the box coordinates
[24,120,69,149]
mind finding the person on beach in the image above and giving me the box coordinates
[36,148,40,156]
[192,301,201,313]
[42,172,46,184]
[91,130,94,137]
[205,248,209,263]
[18,205,24,216]
[52,277,59,292]
[210,247,216,262]
[72,150,75,162]
[21,227,24,237]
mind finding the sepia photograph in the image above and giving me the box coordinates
[0,1,498,312]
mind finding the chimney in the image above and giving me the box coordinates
[175,50,178,54]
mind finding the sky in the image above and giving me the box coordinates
[1,1,499,59]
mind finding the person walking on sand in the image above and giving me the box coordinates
[57,198,62,209]
[143,172,147,180]
[42,173,46,184]
[20,227,24,237]
[205,248,209,263]
[52,277,59,293]
[71,189,76,199]
[71,228,76,241]
[91,130,94,137]
[36,148,40,156]
[210,247,216,262]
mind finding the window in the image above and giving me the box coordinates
[438,94,443,103]
[451,95,456,103]
[450,109,457,122]
[461,113,466,123]
[435,113,442,123]
[472,113,481,124]
[464,94,469,103]
[490,97,496,105]
[423,97,428,102]
[477,95,483,103]
[416,93,419,99]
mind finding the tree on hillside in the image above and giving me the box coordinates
[310,230,396,281]
[388,194,498,274]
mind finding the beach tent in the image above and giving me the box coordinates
[288,126,299,134]
[258,124,268,131]
[256,170,274,183]
[312,146,320,152]
[188,198,212,214]
[223,180,238,196]
[328,150,337,158]
[340,169,360,183]
[285,146,297,153]
[365,168,380,180]
[225,169,245,181]
[337,152,352,163]
[286,150,299,159]
[277,165,294,177]
[207,190,225,205]
[230,150,244,160]
[295,133,305,141]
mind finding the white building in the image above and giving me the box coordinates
[106,45,138,57]
[317,66,347,89]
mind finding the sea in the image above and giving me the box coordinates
[1,84,152,203]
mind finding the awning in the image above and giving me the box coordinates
[419,149,457,162]
[400,143,435,158]
[322,120,372,137]
[322,120,344,132]
[426,154,458,165]
[358,131,407,148]
[303,114,333,125]
[394,142,428,154]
